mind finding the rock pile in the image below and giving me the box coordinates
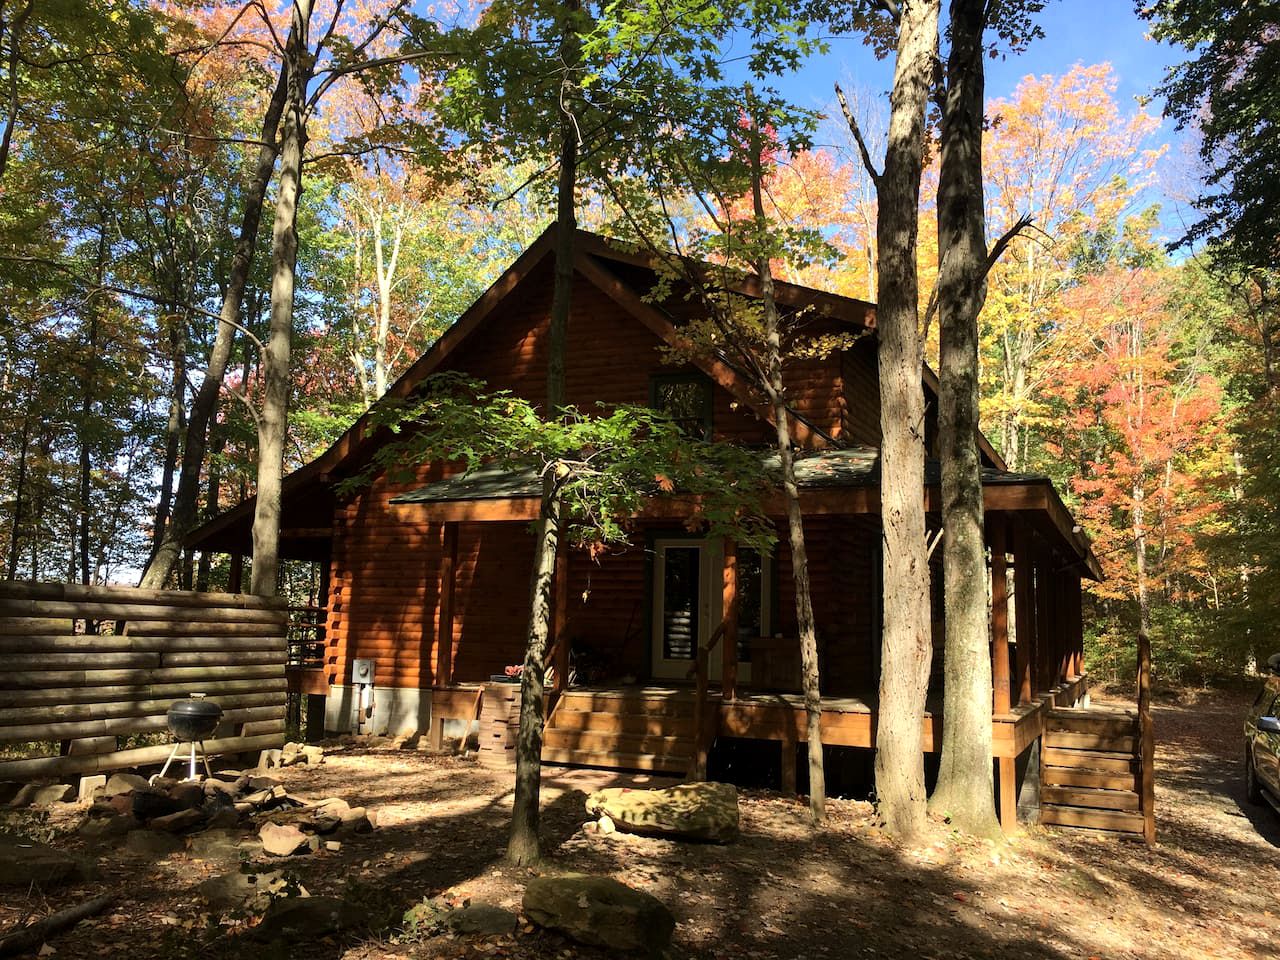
[585,781,740,843]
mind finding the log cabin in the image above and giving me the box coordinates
[189,226,1147,834]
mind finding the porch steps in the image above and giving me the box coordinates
[1040,708,1146,836]
[540,689,696,775]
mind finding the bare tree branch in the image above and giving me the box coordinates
[834,82,882,187]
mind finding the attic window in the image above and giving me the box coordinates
[651,373,713,440]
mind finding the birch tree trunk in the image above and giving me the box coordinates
[139,60,291,589]
[748,112,826,823]
[927,0,1001,838]
[250,0,314,597]
[507,0,580,867]
[872,0,940,842]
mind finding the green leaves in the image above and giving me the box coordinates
[345,373,777,553]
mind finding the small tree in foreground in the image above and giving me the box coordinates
[345,373,776,861]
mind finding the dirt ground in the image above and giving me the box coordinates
[4,686,1279,960]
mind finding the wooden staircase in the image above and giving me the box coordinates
[541,688,696,775]
[1040,708,1148,836]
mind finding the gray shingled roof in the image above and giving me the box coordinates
[389,446,1050,504]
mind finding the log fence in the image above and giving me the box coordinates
[0,581,288,781]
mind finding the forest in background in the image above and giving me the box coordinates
[0,1,1276,687]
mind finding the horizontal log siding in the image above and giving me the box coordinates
[0,581,288,780]
[841,338,881,446]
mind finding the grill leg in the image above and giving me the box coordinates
[199,741,212,779]
[189,740,198,781]
[156,741,182,781]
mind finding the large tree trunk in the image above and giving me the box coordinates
[250,0,314,598]
[77,225,108,586]
[926,0,1001,838]
[6,411,28,579]
[138,59,291,589]
[150,326,186,561]
[507,0,580,866]
[871,0,939,842]
[748,110,826,823]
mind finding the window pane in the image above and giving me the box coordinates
[654,377,711,438]
[662,546,700,661]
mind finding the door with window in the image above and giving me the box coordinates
[650,538,768,683]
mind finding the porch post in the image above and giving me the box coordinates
[1070,575,1084,678]
[436,522,458,686]
[228,552,244,593]
[990,521,1011,715]
[553,543,569,700]
[997,756,1017,833]
[1035,546,1053,694]
[430,521,458,751]
[1012,528,1033,705]
[721,538,738,702]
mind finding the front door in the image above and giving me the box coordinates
[650,538,755,683]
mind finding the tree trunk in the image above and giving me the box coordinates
[926,0,1001,839]
[150,326,186,564]
[871,0,939,842]
[7,411,28,579]
[250,0,314,598]
[196,425,225,592]
[748,107,826,823]
[507,0,580,866]
[138,56,291,589]
[77,224,108,586]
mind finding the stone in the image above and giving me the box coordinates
[0,781,23,804]
[312,797,351,816]
[78,774,107,804]
[124,829,184,858]
[8,783,75,808]
[250,896,363,941]
[334,807,375,836]
[260,822,310,857]
[523,875,674,954]
[78,814,136,841]
[170,782,205,810]
[129,787,182,821]
[445,904,517,937]
[103,773,148,797]
[247,775,281,791]
[206,807,241,830]
[597,814,615,835]
[150,808,206,833]
[242,785,288,808]
[323,841,341,853]
[301,745,325,765]
[257,749,282,770]
[585,781,739,843]
[0,837,95,888]
[198,869,291,912]
[310,814,342,835]
[188,828,250,862]
[278,742,304,767]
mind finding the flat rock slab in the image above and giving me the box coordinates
[150,808,206,833]
[446,904,517,937]
[103,773,148,797]
[124,829,185,859]
[8,783,75,808]
[0,838,95,889]
[250,896,363,941]
[78,814,137,841]
[198,870,290,913]
[260,822,311,857]
[523,874,674,954]
[585,781,739,843]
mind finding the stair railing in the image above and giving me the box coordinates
[687,622,726,781]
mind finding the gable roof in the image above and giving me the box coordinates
[185,225,1004,551]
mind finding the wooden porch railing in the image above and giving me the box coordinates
[687,622,726,781]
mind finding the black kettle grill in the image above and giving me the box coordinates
[155,693,223,781]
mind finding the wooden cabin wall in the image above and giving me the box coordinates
[841,338,881,447]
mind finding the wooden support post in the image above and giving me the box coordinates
[430,522,458,752]
[436,522,458,686]
[228,553,244,594]
[997,755,1017,833]
[553,543,569,700]
[1035,548,1052,694]
[781,710,798,795]
[1137,626,1156,844]
[990,522,1011,715]
[721,539,738,703]
[1012,529,1034,705]
[1069,575,1084,678]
